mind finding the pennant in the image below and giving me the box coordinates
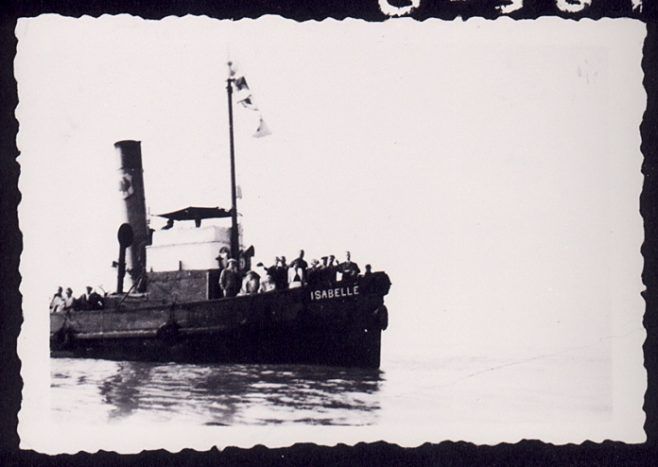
[235,87,252,103]
[234,76,249,92]
[228,61,238,78]
[238,95,259,111]
[228,61,270,138]
[253,115,271,138]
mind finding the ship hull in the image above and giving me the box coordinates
[51,274,390,368]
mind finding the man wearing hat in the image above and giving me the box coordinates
[239,270,261,295]
[325,255,338,284]
[84,286,105,311]
[306,258,321,287]
[339,251,361,282]
[49,286,64,313]
[274,256,289,290]
[289,249,308,285]
[63,287,76,311]
[219,258,242,298]
[256,260,277,293]
[215,246,230,269]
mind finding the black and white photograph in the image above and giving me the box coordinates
[14,14,646,452]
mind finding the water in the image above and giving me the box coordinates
[50,345,613,431]
[51,359,384,426]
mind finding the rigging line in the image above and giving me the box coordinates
[435,326,644,389]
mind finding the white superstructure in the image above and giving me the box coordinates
[146,224,242,272]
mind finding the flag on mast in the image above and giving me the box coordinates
[254,115,271,138]
[234,76,249,92]
[228,60,238,78]
[228,61,271,138]
[237,95,258,111]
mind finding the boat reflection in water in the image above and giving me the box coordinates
[51,359,383,426]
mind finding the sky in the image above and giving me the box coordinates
[14,15,646,447]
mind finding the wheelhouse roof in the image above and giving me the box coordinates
[157,206,233,221]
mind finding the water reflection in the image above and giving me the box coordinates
[94,361,383,425]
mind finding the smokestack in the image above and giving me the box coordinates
[115,140,148,292]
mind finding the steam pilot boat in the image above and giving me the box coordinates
[49,71,391,368]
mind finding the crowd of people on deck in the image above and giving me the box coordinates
[49,250,374,309]
[217,249,372,298]
[49,286,105,314]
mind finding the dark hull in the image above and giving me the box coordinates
[51,274,390,368]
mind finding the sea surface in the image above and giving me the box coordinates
[50,346,613,430]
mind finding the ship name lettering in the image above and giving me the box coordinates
[310,285,359,301]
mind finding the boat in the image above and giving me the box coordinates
[49,65,391,368]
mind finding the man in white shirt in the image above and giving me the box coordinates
[63,287,75,311]
[49,286,64,313]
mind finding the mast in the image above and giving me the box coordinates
[226,66,240,261]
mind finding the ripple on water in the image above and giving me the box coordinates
[50,359,384,426]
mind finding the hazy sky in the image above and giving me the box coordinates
[15,16,646,447]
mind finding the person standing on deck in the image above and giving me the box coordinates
[339,251,360,281]
[87,287,105,310]
[219,258,242,298]
[63,287,75,311]
[215,246,231,270]
[239,270,261,295]
[289,249,308,285]
[274,256,289,290]
[317,256,329,285]
[259,269,276,292]
[256,261,277,293]
[258,259,278,279]
[49,286,64,313]
[360,264,375,292]
[326,255,338,284]
[307,259,321,287]
[75,286,92,311]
